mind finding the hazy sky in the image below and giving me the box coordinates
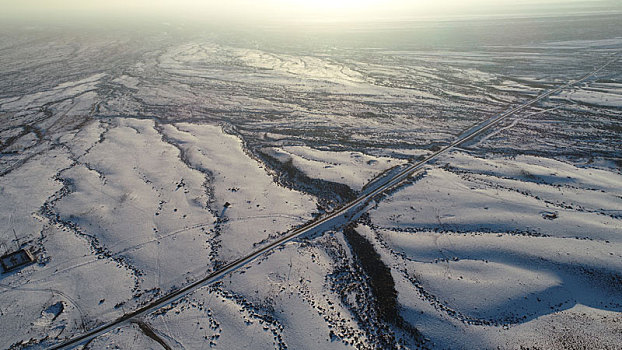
[2,0,619,23]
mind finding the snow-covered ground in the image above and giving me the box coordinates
[0,15,621,349]
[262,146,405,192]
[0,116,318,348]
[364,151,622,348]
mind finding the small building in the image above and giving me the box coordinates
[1,249,35,273]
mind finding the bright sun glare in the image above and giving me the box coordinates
[288,0,379,10]
[270,0,468,21]
[271,0,387,20]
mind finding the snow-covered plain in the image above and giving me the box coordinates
[0,14,621,350]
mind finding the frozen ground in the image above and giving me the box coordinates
[0,13,621,350]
